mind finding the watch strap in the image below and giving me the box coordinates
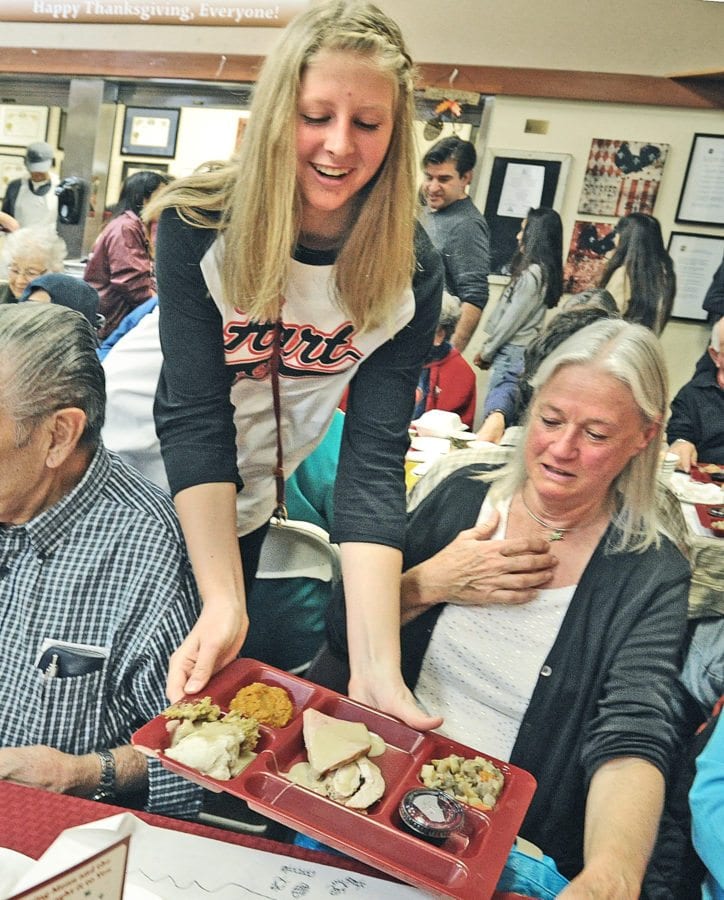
[92,749,117,802]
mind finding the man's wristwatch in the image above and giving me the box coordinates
[92,749,117,802]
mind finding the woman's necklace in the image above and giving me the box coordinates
[520,492,573,542]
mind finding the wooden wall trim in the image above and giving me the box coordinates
[0,49,722,109]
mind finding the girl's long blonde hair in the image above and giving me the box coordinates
[145,1,418,332]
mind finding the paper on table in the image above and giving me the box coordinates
[670,472,723,505]
[6,822,130,900]
[0,850,34,899]
[7,814,432,900]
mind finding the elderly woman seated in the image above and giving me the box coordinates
[311,319,691,897]
[0,225,66,304]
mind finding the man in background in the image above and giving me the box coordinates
[0,302,201,817]
[667,316,724,471]
[420,136,490,351]
[1,141,58,229]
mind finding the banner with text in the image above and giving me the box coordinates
[2,0,307,26]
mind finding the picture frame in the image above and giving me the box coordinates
[577,137,669,217]
[0,105,49,147]
[0,152,27,200]
[675,133,724,227]
[120,161,169,183]
[667,231,724,321]
[120,107,180,158]
[476,149,572,274]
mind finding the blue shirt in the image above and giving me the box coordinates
[691,712,724,900]
[0,445,202,817]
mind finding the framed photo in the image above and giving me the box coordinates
[477,149,572,274]
[668,231,724,321]
[675,133,724,227]
[121,107,180,158]
[0,105,49,146]
[0,152,27,200]
[120,161,169,183]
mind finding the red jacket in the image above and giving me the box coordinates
[84,210,155,339]
[417,347,477,428]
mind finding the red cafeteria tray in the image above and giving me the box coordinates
[132,658,537,900]
[691,463,724,484]
[695,503,724,536]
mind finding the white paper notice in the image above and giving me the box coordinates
[497,163,545,218]
[4,815,433,900]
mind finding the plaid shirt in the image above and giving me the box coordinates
[0,445,202,818]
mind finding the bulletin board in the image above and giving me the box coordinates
[477,150,571,274]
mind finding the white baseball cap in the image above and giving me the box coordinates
[25,141,54,173]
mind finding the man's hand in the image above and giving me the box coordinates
[166,600,249,701]
[0,211,19,233]
[670,439,697,473]
[0,746,90,794]
[401,512,557,621]
[472,351,491,371]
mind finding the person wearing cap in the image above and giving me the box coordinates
[20,272,102,332]
[1,141,59,229]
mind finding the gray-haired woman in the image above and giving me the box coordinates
[1,226,66,305]
[316,318,690,896]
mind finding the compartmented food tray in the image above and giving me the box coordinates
[695,503,724,536]
[691,463,724,484]
[132,658,537,899]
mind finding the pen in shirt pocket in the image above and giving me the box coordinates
[35,638,109,679]
[44,653,59,681]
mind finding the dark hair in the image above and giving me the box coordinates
[114,170,171,218]
[422,136,476,177]
[599,212,676,334]
[561,287,619,314]
[515,305,618,419]
[509,207,563,308]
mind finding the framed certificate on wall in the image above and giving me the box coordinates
[121,107,180,158]
[675,133,724,227]
[668,231,724,321]
[0,105,49,146]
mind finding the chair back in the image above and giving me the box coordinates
[256,518,341,584]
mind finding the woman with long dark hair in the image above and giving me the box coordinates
[598,211,675,335]
[84,169,170,338]
[474,206,563,420]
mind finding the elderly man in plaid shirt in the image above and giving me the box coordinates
[0,302,202,818]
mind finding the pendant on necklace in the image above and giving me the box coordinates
[549,529,565,542]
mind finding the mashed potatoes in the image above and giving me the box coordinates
[161,697,260,780]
